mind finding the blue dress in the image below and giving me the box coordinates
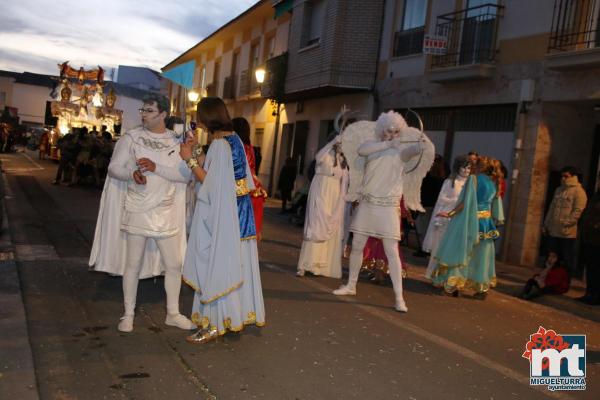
[431,174,504,293]
[183,134,265,335]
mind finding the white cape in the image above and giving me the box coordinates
[88,175,187,279]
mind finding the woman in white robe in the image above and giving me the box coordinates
[297,134,348,278]
[423,155,471,279]
[180,97,265,344]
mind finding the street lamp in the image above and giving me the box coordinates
[187,90,200,103]
[255,67,266,84]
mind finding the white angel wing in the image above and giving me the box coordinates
[400,127,435,212]
[340,120,377,202]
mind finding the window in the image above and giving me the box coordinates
[0,92,5,109]
[213,60,221,86]
[249,43,260,90]
[393,0,427,57]
[199,65,206,91]
[254,127,264,148]
[401,0,427,30]
[264,35,276,60]
[303,0,326,47]
[250,43,260,70]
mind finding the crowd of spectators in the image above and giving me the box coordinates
[51,126,115,187]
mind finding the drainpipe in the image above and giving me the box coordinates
[371,0,387,118]
[501,100,530,264]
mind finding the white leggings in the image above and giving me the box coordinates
[347,233,404,302]
[122,234,182,316]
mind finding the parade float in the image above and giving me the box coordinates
[50,62,123,138]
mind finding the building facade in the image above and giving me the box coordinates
[165,0,600,267]
[163,0,291,190]
[163,0,385,193]
[377,0,600,266]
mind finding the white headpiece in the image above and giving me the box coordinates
[375,111,408,139]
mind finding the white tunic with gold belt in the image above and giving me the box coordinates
[349,141,421,241]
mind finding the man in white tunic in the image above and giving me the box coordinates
[333,112,425,312]
[89,94,194,332]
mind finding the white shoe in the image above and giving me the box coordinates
[395,300,408,313]
[296,269,305,277]
[165,313,196,330]
[118,315,134,332]
[332,285,356,296]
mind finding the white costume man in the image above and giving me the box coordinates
[89,94,194,332]
[333,112,430,312]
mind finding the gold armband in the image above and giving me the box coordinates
[186,158,199,170]
[447,210,457,218]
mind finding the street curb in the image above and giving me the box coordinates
[0,166,40,400]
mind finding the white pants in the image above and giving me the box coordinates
[123,234,182,316]
[347,233,404,302]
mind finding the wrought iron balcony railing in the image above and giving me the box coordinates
[548,0,600,52]
[431,3,504,69]
[238,69,260,97]
[223,76,236,100]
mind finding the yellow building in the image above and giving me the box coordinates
[162,0,291,191]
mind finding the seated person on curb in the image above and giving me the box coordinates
[519,251,570,300]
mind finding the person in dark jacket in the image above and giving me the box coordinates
[519,251,570,300]
[278,157,297,213]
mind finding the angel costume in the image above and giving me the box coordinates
[183,134,265,336]
[297,136,348,278]
[89,126,193,331]
[334,112,435,312]
[423,174,468,279]
[431,174,504,294]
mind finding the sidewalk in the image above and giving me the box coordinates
[0,160,39,400]
[264,198,600,324]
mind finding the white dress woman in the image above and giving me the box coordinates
[423,155,471,279]
[181,97,264,344]
[297,135,348,278]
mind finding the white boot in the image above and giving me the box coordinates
[332,284,356,296]
[165,313,196,330]
[118,315,134,332]
[395,299,408,313]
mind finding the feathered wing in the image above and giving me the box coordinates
[401,127,435,212]
[340,120,377,202]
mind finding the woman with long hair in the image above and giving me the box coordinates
[180,97,265,343]
[430,156,504,298]
[232,117,267,240]
[423,155,471,279]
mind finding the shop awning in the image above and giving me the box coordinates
[274,0,293,19]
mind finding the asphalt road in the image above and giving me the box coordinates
[1,149,598,400]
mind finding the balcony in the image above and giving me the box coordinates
[222,76,237,100]
[546,0,600,70]
[238,69,260,98]
[429,3,504,83]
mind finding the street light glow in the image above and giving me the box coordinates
[255,67,266,84]
[188,90,200,103]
